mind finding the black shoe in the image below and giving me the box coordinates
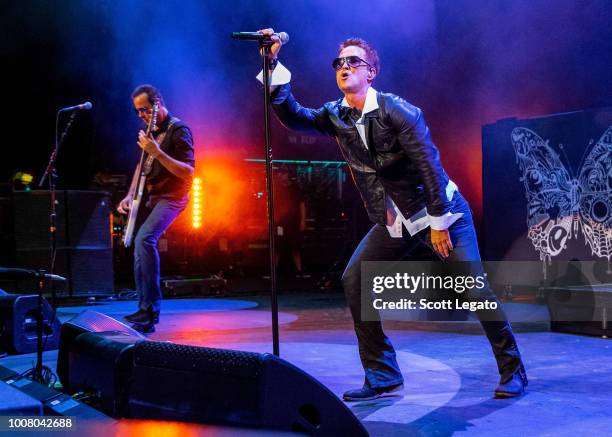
[495,366,528,398]
[124,307,159,325]
[132,322,155,334]
[343,383,404,401]
[149,308,160,324]
[124,309,148,324]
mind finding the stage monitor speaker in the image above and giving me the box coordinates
[0,380,43,415]
[128,341,368,436]
[57,310,145,392]
[0,294,61,354]
[67,331,143,416]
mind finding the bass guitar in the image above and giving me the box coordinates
[122,101,159,247]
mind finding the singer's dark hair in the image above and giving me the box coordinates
[131,84,165,106]
[338,38,380,75]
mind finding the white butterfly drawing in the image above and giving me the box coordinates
[510,126,612,276]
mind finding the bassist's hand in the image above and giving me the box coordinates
[117,196,132,215]
[138,130,161,158]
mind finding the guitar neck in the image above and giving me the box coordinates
[126,151,145,195]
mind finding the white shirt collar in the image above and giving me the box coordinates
[341,87,379,115]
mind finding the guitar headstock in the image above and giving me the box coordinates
[147,100,160,135]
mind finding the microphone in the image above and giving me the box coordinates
[232,32,289,44]
[59,101,93,112]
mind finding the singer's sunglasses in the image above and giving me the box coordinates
[332,55,373,71]
[134,107,152,115]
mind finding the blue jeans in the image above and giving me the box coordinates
[341,192,523,388]
[134,196,188,312]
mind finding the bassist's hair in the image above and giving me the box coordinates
[131,84,165,107]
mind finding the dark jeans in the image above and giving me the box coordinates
[134,196,188,312]
[341,192,523,389]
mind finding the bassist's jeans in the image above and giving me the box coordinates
[134,196,188,312]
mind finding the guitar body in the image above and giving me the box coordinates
[123,173,146,247]
[122,102,159,248]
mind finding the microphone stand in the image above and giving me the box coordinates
[260,41,280,356]
[39,110,77,306]
[27,109,78,384]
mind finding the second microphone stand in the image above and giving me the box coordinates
[260,41,280,356]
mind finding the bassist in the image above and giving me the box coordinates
[117,84,195,333]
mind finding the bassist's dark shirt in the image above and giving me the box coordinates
[146,113,195,203]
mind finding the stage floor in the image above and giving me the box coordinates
[1,292,611,436]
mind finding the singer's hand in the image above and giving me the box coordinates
[258,28,282,59]
[430,229,454,258]
[138,130,161,158]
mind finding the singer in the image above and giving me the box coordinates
[117,84,195,333]
[256,29,527,400]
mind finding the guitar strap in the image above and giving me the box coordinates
[143,117,179,176]
[154,116,179,151]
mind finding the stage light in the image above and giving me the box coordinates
[12,171,34,191]
[192,177,203,229]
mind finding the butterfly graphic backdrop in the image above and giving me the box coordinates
[482,108,612,282]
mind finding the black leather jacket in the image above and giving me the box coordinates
[271,84,451,224]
